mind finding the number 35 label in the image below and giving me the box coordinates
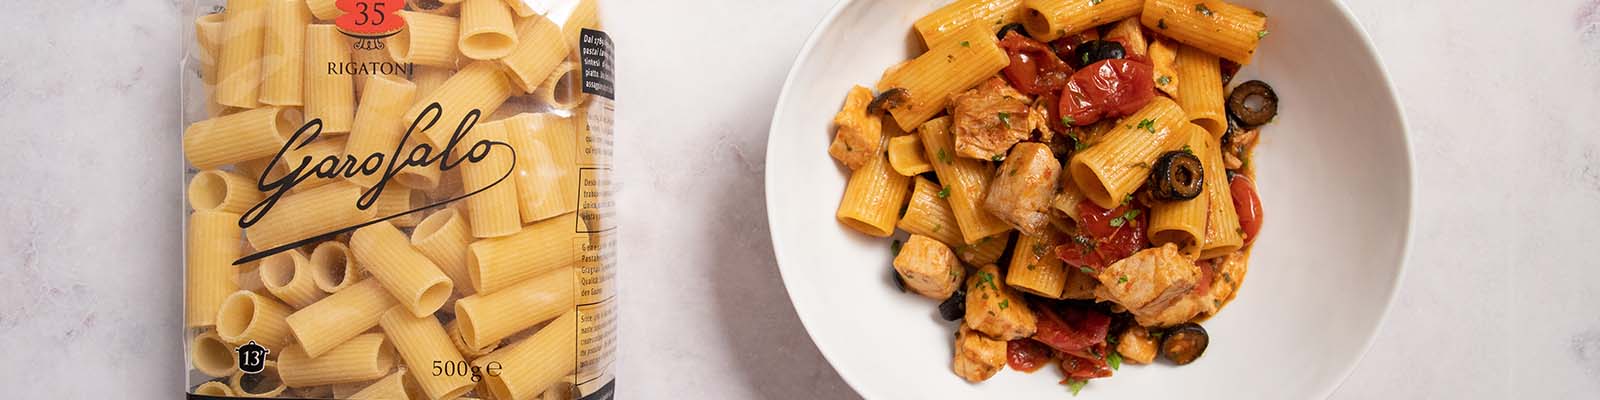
[334,0,406,38]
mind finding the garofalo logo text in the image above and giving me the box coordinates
[232,104,516,265]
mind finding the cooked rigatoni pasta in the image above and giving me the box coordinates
[825,2,1276,389]
[500,15,569,93]
[258,0,310,106]
[459,0,520,60]
[344,74,416,187]
[1147,126,1210,257]
[503,113,579,223]
[473,311,578,400]
[918,117,1013,244]
[454,266,575,350]
[286,279,397,358]
[309,241,360,293]
[194,381,234,396]
[461,119,523,237]
[191,330,237,377]
[1068,96,1187,208]
[406,61,518,146]
[1175,44,1228,137]
[1020,0,1141,41]
[188,170,263,215]
[1140,0,1269,64]
[1006,229,1068,299]
[195,13,225,85]
[1199,132,1244,258]
[468,213,574,293]
[880,26,1009,132]
[303,25,356,134]
[378,306,477,400]
[260,250,328,309]
[915,0,1026,47]
[347,371,408,399]
[351,221,456,317]
[230,360,288,397]
[278,333,396,387]
[836,147,911,238]
[246,182,377,251]
[886,134,933,176]
[217,290,295,348]
[215,0,268,108]
[183,106,297,170]
[412,208,476,297]
[535,61,584,111]
[391,11,464,67]
[188,210,242,327]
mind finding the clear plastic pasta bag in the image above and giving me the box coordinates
[180,0,616,398]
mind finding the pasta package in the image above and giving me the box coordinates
[180,1,617,398]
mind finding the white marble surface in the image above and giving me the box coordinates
[0,0,1598,398]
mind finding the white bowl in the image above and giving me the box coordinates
[765,0,1413,398]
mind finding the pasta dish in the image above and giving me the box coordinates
[826,0,1274,393]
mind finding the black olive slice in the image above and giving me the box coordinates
[867,88,910,115]
[1070,40,1126,69]
[938,285,967,321]
[1160,322,1209,365]
[997,23,1031,41]
[1148,151,1205,201]
[1227,80,1278,128]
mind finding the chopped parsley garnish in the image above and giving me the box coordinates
[1122,193,1135,205]
[1089,0,1104,5]
[1031,242,1049,257]
[1107,350,1123,370]
[937,186,951,199]
[1136,118,1156,133]
[1081,52,1091,65]
[1158,19,1168,29]
[999,299,1010,309]
[1213,299,1222,308]
[1062,116,1076,126]
[1258,30,1270,39]
[1109,209,1140,227]
[1027,264,1037,270]
[1196,3,1214,16]
[960,40,971,48]
[1072,235,1096,252]
[1078,266,1095,275]
[1118,275,1128,284]
[936,148,953,164]
[1181,144,1194,155]
[1157,75,1172,86]
[992,154,1005,162]
[890,240,903,256]
[977,271,1000,290]
[1009,168,1018,177]
[1066,379,1088,396]
[1222,271,1234,283]
[932,223,942,232]
[998,112,1012,127]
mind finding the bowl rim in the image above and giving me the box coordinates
[763,0,1416,397]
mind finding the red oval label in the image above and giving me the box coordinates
[334,0,406,38]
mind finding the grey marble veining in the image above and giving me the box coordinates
[0,0,1597,398]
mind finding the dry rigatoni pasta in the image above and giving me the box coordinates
[406,61,518,146]
[880,25,1010,131]
[1141,0,1269,64]
[473,311,578,400]
[191,330,237,377]
[504,113,579,223]
[183,106,298,170]
[188,210,242,327]
[344,74,419,187]
[1175,44,1228,137]
[1068,96,1187,208]
[259,250,328,309]
[459,0,520,60]
[412,208,476,297]
[378,307,477,400]
[454,266,575,350]
[285,279,396,358]
[245,182,377,251]
[278,333,396,387]
[917,117,1013,244]
[535,61,585,111]
[303,25,356,134]
[308,241,360,293]
[194,381,233,396]
[1021,0,1141,41]
[915,0,1026,47]
[215,0,268,108]
[468,213,574,293]
[392,11,464,67]
[351,221,456,317]
[258,0,310,106]
[500,15,569,93]
[230,360,288,397]
[461,119,523,237]
[195,13,225,85]
[216,290,295,349]
[188,170,264,216]
[835,146,911,238]
[346,371,408,399]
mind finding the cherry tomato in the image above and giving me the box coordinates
[1059,354,1114,381]
[1049,33,1096,62]
[1058,59,1156,127]
[1007,339,1055,373]
[999,32,1073,96]
[1031,304,1110,360]
[1055,202,1148,272]
[1230,175,1264,246]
